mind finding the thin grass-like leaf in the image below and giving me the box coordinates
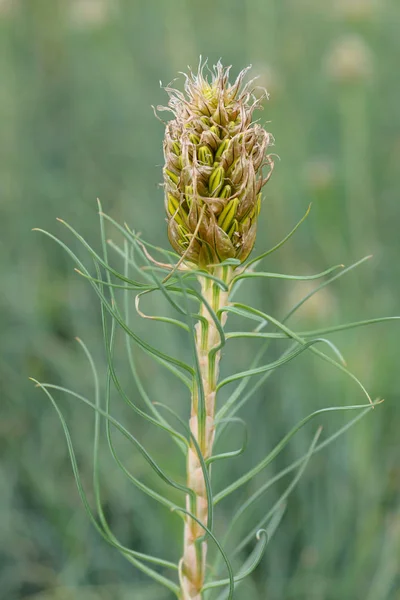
[36,381,192,497]
[243,204,312,270]
[229,303,373,404]
[214,402,380,505]
[217,337,346,391]
[102,212,180,265]
[103,315,182,514]
[217,256,374,429]
[298,316,400,337]
[120,243,188,453]
[234,428,322,556]
[217,305,268,327]
[98,278,190,452]
[74,338,104,529]
[97,200,189,346]
[181,269,229,291]
[75,336,182,574]
[31,380,181,596]
[34,228,194,387]
[213,407,375,578]
[210,505,286,599]
[284,255,372,321]
[215,341,274,425]
[203,530,268,592]
[228,406,374,543]
[135,289,190,331]
[97,212,190,455]
[224,315,400,340]
[232,263,344,285]
[207,418,248,465]
[98,210,190,316]
[54,219,147,289]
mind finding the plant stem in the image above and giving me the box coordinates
[180,266,232,600]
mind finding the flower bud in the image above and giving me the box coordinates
[217,198,239,232]
[209,166,225,195]
[160,60,274,269]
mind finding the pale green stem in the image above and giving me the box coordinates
[180,266,232,600]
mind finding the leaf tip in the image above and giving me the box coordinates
[256,528,268,541]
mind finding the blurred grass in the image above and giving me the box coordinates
[0,0,399,598]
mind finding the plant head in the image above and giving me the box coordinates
[161,60,274,270]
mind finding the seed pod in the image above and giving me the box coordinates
[161,60,274,269]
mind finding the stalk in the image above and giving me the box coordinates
[180,266,232,599]
[161,62,273,597]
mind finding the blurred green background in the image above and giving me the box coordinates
[1,0,399,598]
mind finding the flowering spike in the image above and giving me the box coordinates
[161,60,274,270]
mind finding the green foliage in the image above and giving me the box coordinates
[1,1,400,599]
[32,204,385,598]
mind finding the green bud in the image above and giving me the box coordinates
[219,184,232,199]
[213,222,236,261]
[210,125,220,137]
[256,193,262,216]
[242,192,262,223]
[217,198,239,232]
[215,139,229,160]
[228,218,239,240]
[185,185,193,207]
[209,166,225,195]
[189,133,200,145]
[167,193,179,215]
[165,169,179,184]
[177,224,190,247]
[168,193,186,227]
[198,145,214,166]
[172,141,181,155]
[212,102,229,125]
[230,155,244,185]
